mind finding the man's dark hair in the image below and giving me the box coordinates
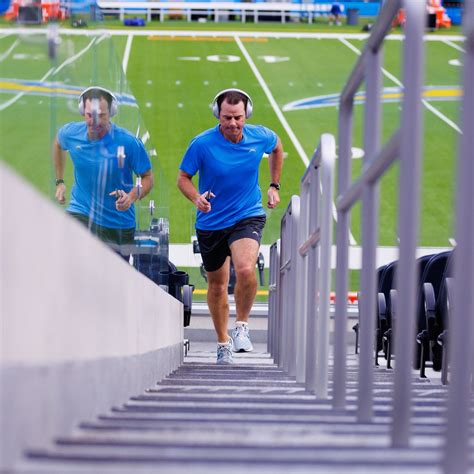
[217,90,248,113]
[82,88,113,111]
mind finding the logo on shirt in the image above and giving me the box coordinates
[248,148,256,153]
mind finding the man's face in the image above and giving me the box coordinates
[84,97,111,139]
[219,99,246,143]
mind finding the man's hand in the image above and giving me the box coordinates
[194,191,215,213]
[110,189,133,211]
[55,183,66,205]
[267,187,280,209]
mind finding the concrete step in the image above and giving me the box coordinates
[22,342,472,474]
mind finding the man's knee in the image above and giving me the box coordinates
[234,265,256,282]
[208,281,228,297]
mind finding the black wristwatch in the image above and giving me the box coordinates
[55,178,65,186]
[269,182,281,191]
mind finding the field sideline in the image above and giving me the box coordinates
[0,26,464,252]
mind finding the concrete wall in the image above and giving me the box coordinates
[0,163,183,469]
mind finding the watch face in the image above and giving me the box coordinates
[270,183,280,190]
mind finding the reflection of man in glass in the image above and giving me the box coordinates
[53,86,153,250]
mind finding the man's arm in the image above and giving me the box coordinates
[267,136,284,209]
[177,170,213,213]
[52,136,67,204]
[114,169,154,212]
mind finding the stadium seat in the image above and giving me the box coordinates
[414,250,452,376]
[382,254,434,369]
[417,250,455,377]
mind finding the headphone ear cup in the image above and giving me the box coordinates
[78,98,84,115]
[246,101,253,119]
[109,99,118,117]
[212,101,219,119]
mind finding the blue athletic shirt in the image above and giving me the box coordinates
[180,124,277,231]
[58,122,151,229]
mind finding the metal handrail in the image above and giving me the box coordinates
[268,134,335,394]
[333,0,426,446]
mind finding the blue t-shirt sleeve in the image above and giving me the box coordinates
[262,126,278,154]
[130,137,152,175]
[179,137,202,176]
[57,123,73,150]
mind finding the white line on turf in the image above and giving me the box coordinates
[339,38,462,134]
[0,67,54,111]
[0,27,466,42]
[235,35,357,246]
[53,34,106,75]
[0,38,19,63]
[122,34,133,74]
[0,35,105,111]
[442,39,465,53]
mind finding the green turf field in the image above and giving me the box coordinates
[0,24,463,248]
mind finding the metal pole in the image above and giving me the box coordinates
[296,183,310,383]
[443,1,474,471]
[333,101,353,409]
[391,0,425,448]
[357,29,382,423]
[315,133,336,399]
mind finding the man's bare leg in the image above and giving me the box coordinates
[206,257,231,343]
[230,238,260,323]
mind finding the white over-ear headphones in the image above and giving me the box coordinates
[212,88,253,119]
[78,86,118,117]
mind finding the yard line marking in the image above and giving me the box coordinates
[53,34,106,75]
[0,27,467,42]
[0,35,105,111]
[235,35,357,246]
[340,38,462,134]
[0,38,19,63]
[0,67,54,111]
[442,39,465,53]
[122,34,133,74]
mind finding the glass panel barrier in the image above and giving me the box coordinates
[0,20,170,274]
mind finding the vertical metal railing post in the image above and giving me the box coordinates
[300,135,335,396]
[279,197,300,375]
[296,183,310,383]
[314,134,336,398]
[272,239,281,365]
[357,30,382,423]
[443,1,474,471]
[267,241,280,358]
[288,197,300,377]
[278,217,290,371]
[333,98,354,409]
[391,0,426,448]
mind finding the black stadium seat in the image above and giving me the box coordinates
[413,251,452,377]
[416,250,454,377]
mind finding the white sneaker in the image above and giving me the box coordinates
[216,339,234,364]
[231,324,253,352]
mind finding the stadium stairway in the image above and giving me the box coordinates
[18,305,469,474]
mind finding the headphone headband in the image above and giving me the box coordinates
[211,88,253,119]
[78,86,118,117]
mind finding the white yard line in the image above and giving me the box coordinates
[53,34,106,75]
[442,38,465,53]
[0,27,466,41]
[0,35,105,111]
[0,67,54,111]
[235,35,357,246]
[339,38,462,134]
[122,34,133,74]
[0,38,19,63]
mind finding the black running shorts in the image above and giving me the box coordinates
[196,215,266,272]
